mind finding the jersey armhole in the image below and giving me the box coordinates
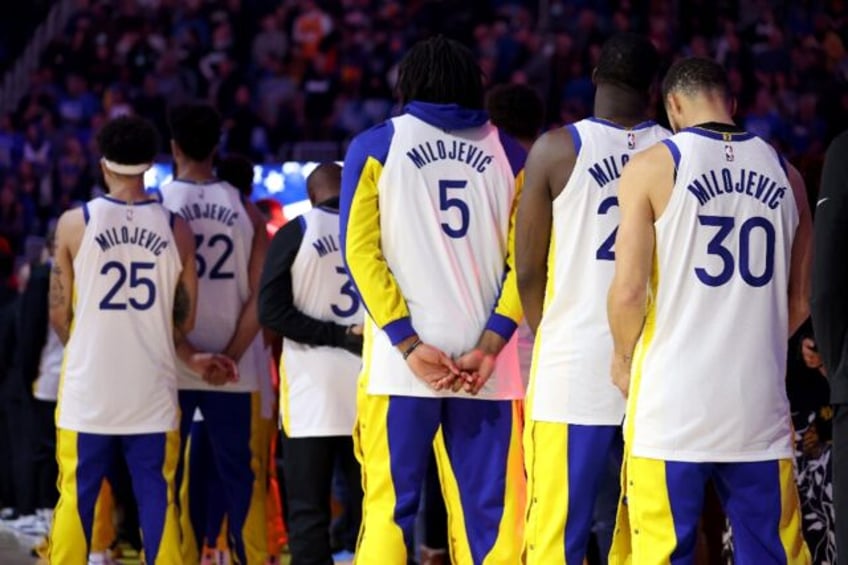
[169,211,176,231]
[775,151,789,176]
[82,203,90,225]
[148,187,164,203]
[565,123,582,157]
[660,139,681,182]
[297,215,307,232]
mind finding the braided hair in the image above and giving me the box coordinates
[396,36,484,109]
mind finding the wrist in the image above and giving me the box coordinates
[396,335,419,353]
[476,330,506,357]
[401,338,423,360]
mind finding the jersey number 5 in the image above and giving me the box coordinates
[439,179,470,238]
[99,261,156,310]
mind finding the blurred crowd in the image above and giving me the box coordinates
[0,0,847,258]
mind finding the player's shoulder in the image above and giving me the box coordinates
[625,140,676,175]
[527,126,579,171]
[347,120,396,165]
[57,204,87,231]
[493,127,527,176]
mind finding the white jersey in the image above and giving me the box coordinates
[58,196,182,434]
[158,179,258,392]
[353,112,522,400]
[33,324,63,402]
[281,207,363,437]
[531,119,669,425]
[629,127,798,462]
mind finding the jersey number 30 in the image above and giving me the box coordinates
[99,261,156,310]
[696,215,776,287]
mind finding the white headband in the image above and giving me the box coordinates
[102,158,152,176]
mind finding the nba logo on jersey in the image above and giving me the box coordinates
[627,131,636,149]
[725,144,734,162]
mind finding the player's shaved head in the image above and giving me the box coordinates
[661,57,735,132]
[396,36,484,109]
[306,162,342,205]
[662,57,730,101]
[594,33,659,94]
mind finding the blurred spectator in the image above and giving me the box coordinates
[0,0,843,261]
[253,12,288,72]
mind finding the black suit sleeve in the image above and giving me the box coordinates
[18,264,50,385]
[258,219,360,353]
[812,131,848,403]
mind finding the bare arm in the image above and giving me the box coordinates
[49,209,85,345]
[172,215,235,384]
[787,163,812,337]
[516,128,576,333]
[222,201,268,362]
[172,216,198,336]
[607,145,672,396]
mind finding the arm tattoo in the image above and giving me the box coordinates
[173,280,191,329]
[49,264,65,308]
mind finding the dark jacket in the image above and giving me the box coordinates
[811,130,848,403]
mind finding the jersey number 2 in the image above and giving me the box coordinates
[596,196,619,261]
[99,261,156,310]
[195,234,235,279]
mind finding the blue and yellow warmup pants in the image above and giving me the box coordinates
[609,456,811,565]
[354,391,525,565]
[524,421,621,564]
[50,428,181,565]
[177,390,266,565]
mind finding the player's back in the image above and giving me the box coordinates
[59,196,182,434]
[158,179,257,391]
[282,205,363,436]
[360,104,523,399]
[532,118,669,425]
[632,127,799,462]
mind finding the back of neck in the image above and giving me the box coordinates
[107,182,148,202]
[593,85,649,128]
[176,160,216,183]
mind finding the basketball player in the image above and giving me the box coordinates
[341,36,526,563]
[258,162,363,564]
[158,103,269,565]
[219,153,286,565]
[48,115,234,564]
[515,34,667,565]
[607,57,812,564]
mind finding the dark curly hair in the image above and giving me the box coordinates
[168,102,222,162]
[96,115,158,169]
[396,36,484,109]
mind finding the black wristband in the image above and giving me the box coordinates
[402,339,422,360]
